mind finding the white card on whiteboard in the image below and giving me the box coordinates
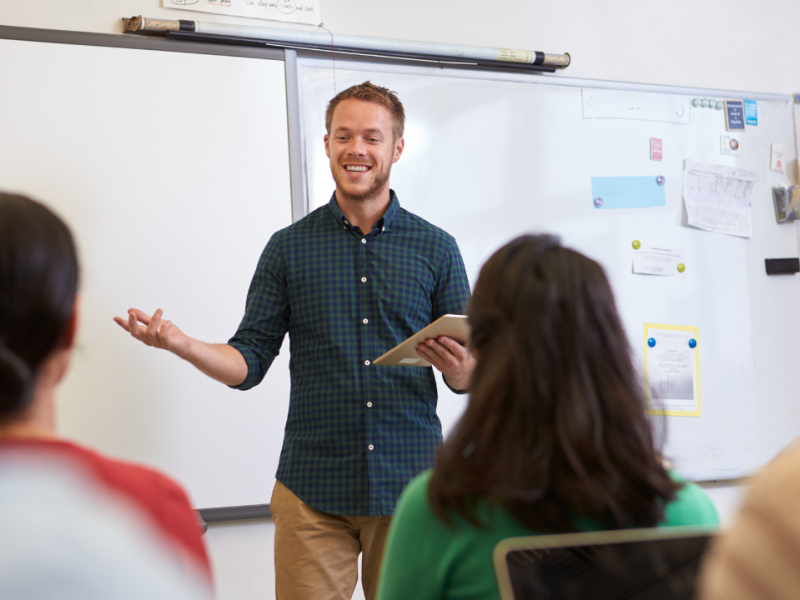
[632,243,688,278]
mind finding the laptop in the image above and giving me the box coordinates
[494,526,717,600]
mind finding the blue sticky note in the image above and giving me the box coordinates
[591,176,666,209]
[744,100,757,126]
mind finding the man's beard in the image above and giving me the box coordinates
[333,165,391,203]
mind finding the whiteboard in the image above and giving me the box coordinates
[0,38,293,508]
[297,56,800,481]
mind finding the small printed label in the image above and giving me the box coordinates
[721,134,741,156]
[744,100,758,126]
[399,357,421,364]
[725,100,746,131]
[496,48,532,64]
[771,143,786,173]
[632,243,688,278]
[650,138,663,161]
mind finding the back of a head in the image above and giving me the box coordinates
[429,234,678,531]
[0,193,79,419]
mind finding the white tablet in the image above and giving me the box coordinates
[373,314,470,367]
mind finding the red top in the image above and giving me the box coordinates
[0,438,212,581]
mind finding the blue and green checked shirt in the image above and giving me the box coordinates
[228,191,470,516]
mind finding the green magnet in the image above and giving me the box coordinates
[677,263,686,273]
[632,240,641,250]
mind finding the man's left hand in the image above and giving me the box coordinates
[416,336,475,392]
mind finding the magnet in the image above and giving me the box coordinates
[656,175,665,186]
[715,101,724,110]
[632,240,641,249]
[648,338,656,348]
[701,99,710,108]
[689,338,697,349]
[594,197,604,208]
[677,263,686,273]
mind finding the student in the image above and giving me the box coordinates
[377,234,719,600]
[0,192,212,589]
[698,441,800,600]
[115,82,474,600]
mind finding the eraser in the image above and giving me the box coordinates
[765,258,800,275]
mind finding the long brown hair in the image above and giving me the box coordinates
[428,235,679,532]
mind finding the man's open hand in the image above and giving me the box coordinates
[114,308,191,358]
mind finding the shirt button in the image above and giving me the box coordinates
[367,402,373,408]
[361,277,367,283]
[364,360,370,366]
[343,226,347,230]
[362,318,368,324]
[361,239,366,244]
[344,220,349,225]
[368,445,374,451]
[382,227,385,232]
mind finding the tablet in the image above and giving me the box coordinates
[373,315,470,367]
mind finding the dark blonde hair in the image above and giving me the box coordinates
[428,235,679,532]
[325,81,405,140]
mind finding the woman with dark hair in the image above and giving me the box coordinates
[377,235,718,600]
[0,193,212,591]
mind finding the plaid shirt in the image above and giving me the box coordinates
[228,191,470,515]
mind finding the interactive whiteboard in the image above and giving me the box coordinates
[0,37,293,508]
[297,56,800,481]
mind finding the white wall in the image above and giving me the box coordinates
[0,1,790,598]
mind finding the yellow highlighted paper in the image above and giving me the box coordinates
[643,323,701,417]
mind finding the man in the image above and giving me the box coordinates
[115,82,475,600]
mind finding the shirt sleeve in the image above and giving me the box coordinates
[431,235,471,320]
[227,231,290,390]
[377,471,449,600]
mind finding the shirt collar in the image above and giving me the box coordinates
[326,190,401,233]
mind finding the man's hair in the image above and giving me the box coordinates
[325,81,405,139]
[427,234,680,532]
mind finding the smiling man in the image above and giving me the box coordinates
[115,82,474,600]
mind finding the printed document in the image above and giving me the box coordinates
[682,160,757,238]
[632,243,688,278]
[644,325,701,417]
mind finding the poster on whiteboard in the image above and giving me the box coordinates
[165,0,321,26]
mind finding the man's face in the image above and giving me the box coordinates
[324,99,404,203]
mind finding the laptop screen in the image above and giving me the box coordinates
[495,528,715,600]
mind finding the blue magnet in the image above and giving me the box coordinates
[689,338,697,349]
[656,175,665,186]
[594,197,604,208]
[647,337,656,348]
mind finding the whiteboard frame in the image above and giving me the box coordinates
[293,51,798,484]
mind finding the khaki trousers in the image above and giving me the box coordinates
[271,481,393,600]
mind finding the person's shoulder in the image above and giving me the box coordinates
[396,206,457,244]
[662,471,720,528]
[397,469,434,510]
[393,469,445,528]
[54,440,192,506]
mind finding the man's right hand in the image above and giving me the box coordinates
[114,308,192,358]
[113,308,248,387]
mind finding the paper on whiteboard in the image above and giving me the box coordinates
[166,0,321,26]
[581,89,691,124]
[646,328,699,415]
[632,243,688,278]
[682,160,757,238]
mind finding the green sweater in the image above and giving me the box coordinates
[377,470,719,600]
